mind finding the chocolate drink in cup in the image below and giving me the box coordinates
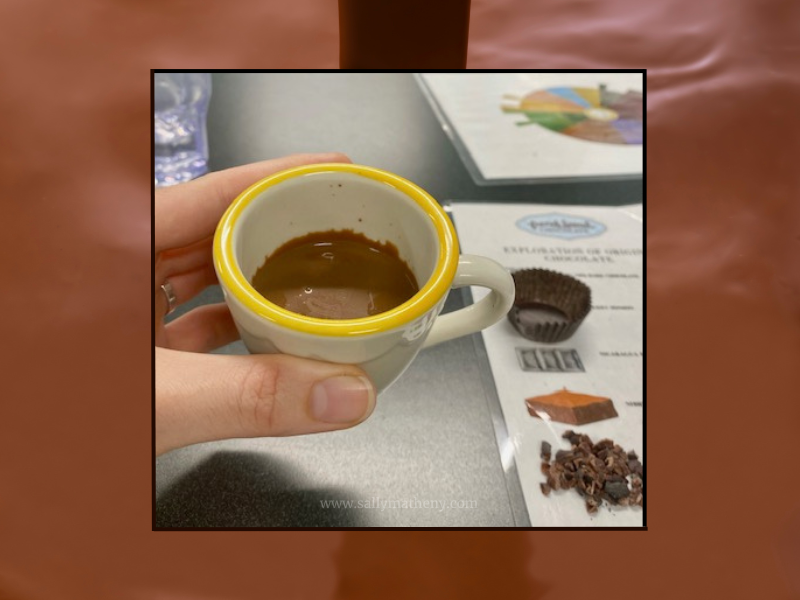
[338,0,470,68]
[250,230,419,320]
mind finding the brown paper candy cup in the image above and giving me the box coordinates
[508,269,591,343]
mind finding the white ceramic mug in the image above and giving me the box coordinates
[213,163,514,392]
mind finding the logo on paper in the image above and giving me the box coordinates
[516,213,606,240]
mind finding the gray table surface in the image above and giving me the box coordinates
[155,73,643,528]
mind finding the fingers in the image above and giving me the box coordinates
[163,303,240,352]
[155,265,218,320]
[156,235,213,283]
[155,348,376,456]
[155,153,352,254]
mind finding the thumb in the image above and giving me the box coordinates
[156,347,376,455]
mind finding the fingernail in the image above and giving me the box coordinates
[311,376,375,424]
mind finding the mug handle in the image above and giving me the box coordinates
[422,255,515,349]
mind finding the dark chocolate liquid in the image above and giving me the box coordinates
[335,532,544,599]
[338,0,470,68]
[251,230,419,320]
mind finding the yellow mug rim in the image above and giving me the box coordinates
[213,163,460,337]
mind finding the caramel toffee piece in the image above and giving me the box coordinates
[525,388,618,425]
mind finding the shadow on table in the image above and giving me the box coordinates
[156,450,368,528]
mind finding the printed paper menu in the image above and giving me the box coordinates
[449,202,644,527]
[418,73,643,183]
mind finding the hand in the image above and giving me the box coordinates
[155,154,376,456]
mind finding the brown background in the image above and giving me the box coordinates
[1,0,799,598]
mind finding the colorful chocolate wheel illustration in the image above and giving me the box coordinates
[501,84,643,145]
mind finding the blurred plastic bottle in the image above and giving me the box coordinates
[154,73,211,187]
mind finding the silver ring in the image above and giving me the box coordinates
[161,280,178,315]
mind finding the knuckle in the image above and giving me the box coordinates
[237,361,280,435]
